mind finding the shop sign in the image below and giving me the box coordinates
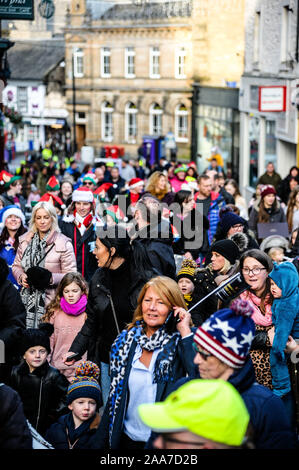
[259,86,286,112]
[0,0,34,20]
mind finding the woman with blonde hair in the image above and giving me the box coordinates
[90,275,196,450]
[144,171,175,205]
[286,185,299,233]
[12,201,76,328]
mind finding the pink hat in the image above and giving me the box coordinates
[72,187,94,203]
[128,178,144,189]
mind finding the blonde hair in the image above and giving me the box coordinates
[127,276,187,330]
[145,171,171,200]
[29,201,60,233]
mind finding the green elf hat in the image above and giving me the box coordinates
[174,164,188,175]
[46,176,60,192]
[3,175,22,189]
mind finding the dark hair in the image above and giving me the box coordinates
[96,225,131,268]
[0,224,27,252]
[173,190,192,208]
[197,174,211,184]
[257,196,278,223]
[239,249,273,312]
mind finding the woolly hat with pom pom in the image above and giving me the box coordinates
[177,259,198,283]
[218,206,245,234]
[193,299,256,368]
[20,323,54,356]
[67,361,101,406]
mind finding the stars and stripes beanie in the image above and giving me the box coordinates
[67,361,101,406]
[193,299,255,369]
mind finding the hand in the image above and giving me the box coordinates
[63,352,77,366]
[267,326,275,346]
[285,336,299,354]
[173,306,192,338]
[184,252,193,260]
[20,273,29,288]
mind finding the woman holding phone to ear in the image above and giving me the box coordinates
[88,275,195,450]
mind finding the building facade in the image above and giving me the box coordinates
[239,0,299,194]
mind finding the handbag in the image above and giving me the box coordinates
[26,243,55,291]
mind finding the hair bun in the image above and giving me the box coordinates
[38,322,54,337]
[230,299,254,317]
[74,361,100,381]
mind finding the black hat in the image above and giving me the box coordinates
[20,323,54,356]
[210,239,240,265]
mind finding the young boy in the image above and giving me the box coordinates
[268,247,285,264]
[269,262,299,423]
[45,361,101,449]
[176,259,203,326]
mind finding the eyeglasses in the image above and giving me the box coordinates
[192,342,212,360]
[83,182,93,186]
[242,267,267,275]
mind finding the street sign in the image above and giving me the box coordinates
[0,0,34,20]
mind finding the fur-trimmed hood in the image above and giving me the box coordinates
[229,232,249,253]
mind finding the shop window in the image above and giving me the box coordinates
[125,102,137,143]
[150,103,162,136]
[17,87,28,113]
[175,47,186,78]
[175,104,188,142]
[73,48,84,78]
[150,46,160,78]
[101,47,111,77]
[101,101,113,142]
[125,47,135,78]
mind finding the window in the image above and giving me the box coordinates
[101,101,113,142]
[253,11,261,64]
[17,87,28,113]
[125,102,137,143]
[73,48,84,78]
[101,47,111,77]
[175,47,186,78]
[125,47,135,78]
[175,104,188,142]
[150,103,162,136]
[280,6,291,63]
[150,46,160,78]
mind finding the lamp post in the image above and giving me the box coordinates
[72,51,77,155]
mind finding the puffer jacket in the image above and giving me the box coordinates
[12,230,77,305]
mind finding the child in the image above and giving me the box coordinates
[176,259,203,326]
[268,246,285,264]
[42,272,88,382]
[45,361,101,449]
[10,323,69,436]
[268,262,299,421]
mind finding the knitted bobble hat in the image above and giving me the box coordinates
[177,259,198,283]
[219,208,245,234]
[261,185,276,198]
[194,298,256,368]
[67,361,101,406]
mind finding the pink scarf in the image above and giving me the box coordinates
[60,294,87,316]
[240,290,272,326]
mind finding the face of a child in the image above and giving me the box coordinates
[63,281,83,304]
[270,279,282,298]
[24,346,48,372]
[270,250,284,263]
[178,277,195,295]
[68,398,97,423]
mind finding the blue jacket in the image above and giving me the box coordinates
[0,245,19,289]
[168,358,296,449]
[88,334,197,449]
[207,192,226,244]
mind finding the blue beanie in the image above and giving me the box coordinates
[67,361,101,406]
[219,211,245,234]
[194,299,256,368]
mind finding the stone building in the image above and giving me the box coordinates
[65,0,246,163]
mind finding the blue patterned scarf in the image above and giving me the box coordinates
[108,321,180,445]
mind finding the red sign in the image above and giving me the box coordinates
[259,86,287,112]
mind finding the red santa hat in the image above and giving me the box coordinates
[0,170,13,186]
[128,178,144,189]
[72,186,94,203]
[40,193,66,210]
[93,182,113,195]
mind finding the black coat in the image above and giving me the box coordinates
[1,192,26,213]
[10,360,69,436]
[0,383,32,449]
[170,209,209,260]
[59,219,98,283]
[192,267,219,322]
[0,258,26,382]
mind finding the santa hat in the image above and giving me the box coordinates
[40,193,66,210]
[128,178,144,189]
[0,170,13,187]
[0,204,26,229]
[72,186,94,203]
[93,183,113,195]
[46,176,60,192]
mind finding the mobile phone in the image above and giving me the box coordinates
[165,311,181,334]
[66,353,81,362]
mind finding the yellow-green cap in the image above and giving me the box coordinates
[138,379,249,447]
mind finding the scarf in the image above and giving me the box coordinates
[65,412,94,447]
[74,210,93,236]
[60,294,87,316]
[108,321,180,445]
[21,231,50,328]
[240,290,272,326]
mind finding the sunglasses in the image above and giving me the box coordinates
[192,342,213,360]
[83,182,94,186]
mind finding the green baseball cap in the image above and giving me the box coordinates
[138,380,249,447]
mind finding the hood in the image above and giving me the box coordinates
[269,261,299,298]
[0,257,9,285]
[228,356,256,394]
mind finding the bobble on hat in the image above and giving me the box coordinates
[67,361,102,406]
[177,259,198,282]
[230,298,254,317]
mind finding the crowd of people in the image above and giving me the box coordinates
[1,152,299,451]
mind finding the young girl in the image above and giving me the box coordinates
[176,259,203,327]
[43,273,88,382]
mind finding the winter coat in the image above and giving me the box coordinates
[45,412,101,449]
[0,257,26,381]
[69,259,149,365]
[248,200,286,239]
[257,171,282,190]
[0,383,32,449]
[0,243,19,289]
[59,218,98,282]
[195,191,226,245]
[12,229,77,306]
[107,176,126,202]
[88,334,197,449]
[170,176,188,193]
[10,360,69,436]
[191,266,220,322]
[1,191,26,213]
